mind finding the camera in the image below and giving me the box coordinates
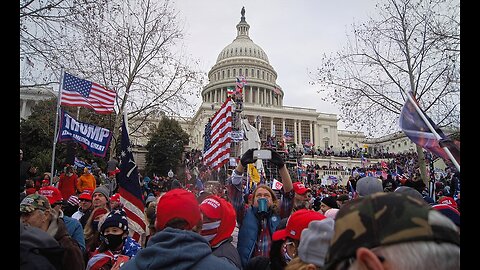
[253,149,271,160]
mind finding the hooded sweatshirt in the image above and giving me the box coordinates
[121,227,238,270]
[20,222,64,270]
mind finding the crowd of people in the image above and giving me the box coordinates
[20,147,460,269]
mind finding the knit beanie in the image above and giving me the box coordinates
[432,204,460,226]
[94,185,110,202]
[67,195,80,207]
[100,209,129,233]
[321,196,339,209]
[298,218,335,267]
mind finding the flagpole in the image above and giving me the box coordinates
[401,90,460,172]
[50,69,65,183]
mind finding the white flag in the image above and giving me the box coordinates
[272,178,283,190]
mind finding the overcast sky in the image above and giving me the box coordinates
[172,0,379,131]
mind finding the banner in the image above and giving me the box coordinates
[58,110,112,157]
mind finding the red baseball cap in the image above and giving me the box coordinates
[155,189,201,231]
[272,209,326,241]
[438,196,458,209]
[39,186,63,205]
[199,195,237,246]
[78,188,94,201]
[110,193,120,203]
[293,182,311,195]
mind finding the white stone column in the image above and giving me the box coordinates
[256,87,260,104]
[314,123,320,150]
[309,121,313,145]
[270,117,274,137]
[294,119,298,145]
[298,121,303,146]
[249,86,253,103]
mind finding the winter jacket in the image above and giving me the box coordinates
[20,222,63,270]
[212,238,242,269]
[237,207,281,267]
[58,172,78,200]
[121,227,238,270]
[48,215,85,270]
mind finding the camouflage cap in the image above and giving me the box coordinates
[324,192,460,270]
[20,194,51,213]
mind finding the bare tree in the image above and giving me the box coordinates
[20,0,205,157]
[311,0,459,185]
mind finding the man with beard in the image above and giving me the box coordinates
[292,182,313,211]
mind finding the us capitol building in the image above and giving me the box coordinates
[183,9,412,156]
[20,9,422,170]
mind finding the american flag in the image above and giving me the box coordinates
[273,87,281,95]
[203,97,233,170]
[236,75,247,88]
[117,114,147,245]
[60,72,116,114]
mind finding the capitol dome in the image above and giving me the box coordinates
[216,17,270,64]
[202,7,283,107]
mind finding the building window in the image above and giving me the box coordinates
[239,69,242,76]
[245,69,248,77]
[324,141,329,149]
[227,70,230,77]
[222,71,225,79]
[262,71,265,79]
[257,70,260,78]
[251,69,254,77]
[324,127,328,133]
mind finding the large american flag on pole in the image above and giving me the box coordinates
[203,97,233,170]
[118,113,147,245]
[60,72,116,114]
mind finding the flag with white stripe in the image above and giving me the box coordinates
[203,98,233,170]
[118,113,147,245]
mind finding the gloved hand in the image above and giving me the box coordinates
[241,148,257,167]
[270,149,285,169]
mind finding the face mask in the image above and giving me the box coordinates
[103,234,124,249]
[92,221,99,232]
[282,243,294,263]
